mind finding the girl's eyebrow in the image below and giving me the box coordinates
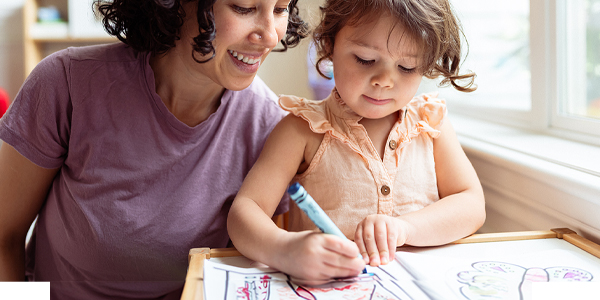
[348,38,380,51]
[348,38,419,59]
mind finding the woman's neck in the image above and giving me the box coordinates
[150,51,225,127]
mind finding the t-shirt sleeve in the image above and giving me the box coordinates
[0,50,71,169]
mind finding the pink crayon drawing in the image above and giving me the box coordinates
[456,261,593,300]
[213,265,406,300]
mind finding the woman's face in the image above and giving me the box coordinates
[183,0,291,91]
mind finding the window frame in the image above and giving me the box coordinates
[447,0,600,147]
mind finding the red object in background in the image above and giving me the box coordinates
[0,88,9,118]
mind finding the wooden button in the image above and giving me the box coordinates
[389,140,397,150]
[381,185,390,195]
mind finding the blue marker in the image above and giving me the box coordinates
[287,182,367,274]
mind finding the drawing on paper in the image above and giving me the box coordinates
[455,261,593,300]
[206,262,416,300]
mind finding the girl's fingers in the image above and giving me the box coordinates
[354,225,369,263]
[387,225,398,262]
[320,235,365,275]
[360,221,380,266]
[373,219,390,265]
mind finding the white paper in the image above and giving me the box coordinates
[203,257,429,300]
[202,248,600,299]
[396,249,600,300]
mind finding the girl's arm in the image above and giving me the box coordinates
[228,114,365,281]
[0,143,59,280]
[355,119,486,265]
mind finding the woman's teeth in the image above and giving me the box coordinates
[228,50,260,65]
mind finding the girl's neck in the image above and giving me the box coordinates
[150,51,225,127]
[359,111,401,160]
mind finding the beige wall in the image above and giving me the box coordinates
[0,0,323,103]
[258,0,323,99]
[0,0,26,102]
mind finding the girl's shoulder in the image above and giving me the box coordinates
[273,100,325,175]
[405,92,447,130]
[279,94,327,116]
[278,95,337,136]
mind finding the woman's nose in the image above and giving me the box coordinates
[249,14,283,49]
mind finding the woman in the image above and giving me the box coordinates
[0,0,307,299]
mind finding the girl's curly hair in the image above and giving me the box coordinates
[95,0,309,62]
[313,0,476,92]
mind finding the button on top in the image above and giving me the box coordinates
[381,185,390,195]
[388,140,397,150]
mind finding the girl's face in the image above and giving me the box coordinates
[184,0,291,91]
[331,16,423,120]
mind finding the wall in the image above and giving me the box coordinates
[0,0,25,102]
[257,0,322,99]
[459,133,600,245]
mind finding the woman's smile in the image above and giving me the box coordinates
[227,50,262,73]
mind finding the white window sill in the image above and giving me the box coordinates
[450,114,600,242]
[450,114,600,205]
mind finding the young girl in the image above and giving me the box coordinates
[228,0,486,282]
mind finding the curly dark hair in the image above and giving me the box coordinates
[95,0,309,62]
[313,0,476,92]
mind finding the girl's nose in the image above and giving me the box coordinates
[371,68,394,89]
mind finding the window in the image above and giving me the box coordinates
[554,0,600,137]
[418,0,600,144]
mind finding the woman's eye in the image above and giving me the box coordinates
[399,65,416,73]
[232,5,254,14]
[355,56,374,66]
[274,7,289,14]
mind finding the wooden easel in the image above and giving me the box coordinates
[180,228,600,300]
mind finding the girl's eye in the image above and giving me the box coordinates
[355,55,374,66]
[232,5,254,15]
[399,65,416,74]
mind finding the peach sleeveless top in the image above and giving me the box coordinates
[280,90,446,239]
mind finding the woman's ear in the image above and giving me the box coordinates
[154,0,176,9]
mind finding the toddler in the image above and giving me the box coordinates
[228,0,486,282]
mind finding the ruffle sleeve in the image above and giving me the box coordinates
[279,95,364,155]
[404,92,447,139]
[279,95,331,134]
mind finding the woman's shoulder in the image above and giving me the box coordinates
[37,43,137,66]
[29,43,142,83]
[66,42,140,63]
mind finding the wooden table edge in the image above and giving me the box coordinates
[180,228,600,300]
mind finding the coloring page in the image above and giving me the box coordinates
[203,256,430,300]
[395,249,600,300]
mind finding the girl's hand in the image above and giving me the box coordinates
[277,231,365,284]
[354,215,412,266]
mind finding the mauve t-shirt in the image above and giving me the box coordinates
[0,43,287,299]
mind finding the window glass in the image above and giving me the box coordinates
[419,0,530,111]
[561,0,600,120]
